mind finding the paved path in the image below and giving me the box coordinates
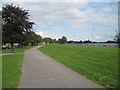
[0,53,22,56]
[19,46,104,88]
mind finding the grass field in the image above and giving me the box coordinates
[2,54,23,88]
[39,44,118,88]
[0,56,2,89]
[2,46,37,54]
[2,46,37,88]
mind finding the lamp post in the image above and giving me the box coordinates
[91,29,95,43]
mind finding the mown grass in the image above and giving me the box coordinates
[2,46,37,54]
[0,56,2,89]
[2,45,37,88]
[0,50,2,89]
[2,54,23,88]
[39,44,118,88]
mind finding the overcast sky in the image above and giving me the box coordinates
[1,0,119,42]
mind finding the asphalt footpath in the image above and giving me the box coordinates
[19,46,104,88]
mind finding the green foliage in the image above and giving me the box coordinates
[83,39,92,43]
[22,31,42,46]
[2,4,34,46]
[43,37,53,43]
[39,44,118,88]
[58,36,67,44]
[2,54,24,88]
[53,39,57,43]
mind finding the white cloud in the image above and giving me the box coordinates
[2,1,118,41]
[9,2,117,28]
[35,32,44,37]
[2,0,119,2]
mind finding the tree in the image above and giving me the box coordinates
[53,39,57,43]
[67,40,74,43]
[43,37,53,43]
[106,40,115,43]
[22,31,42,46]
[35,34,42,43]
[58,36,67,44]
[83,39,92,43]
[2,4,34,48]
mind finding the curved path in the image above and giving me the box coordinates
[19,46,104,88]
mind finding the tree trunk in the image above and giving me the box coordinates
[11,42,14,49]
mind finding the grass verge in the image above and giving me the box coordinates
[2,46,37,54]
[39,44,118,88]
[2,45,37,88]
[0,56,2,89]
[2,54,23,88]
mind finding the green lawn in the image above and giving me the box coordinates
[39,44,118,88]
[2,45,37,88]
[2,46,37,54]
[0,56,2,89]
[2,54,23,88]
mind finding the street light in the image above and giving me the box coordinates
[91,29,95,43]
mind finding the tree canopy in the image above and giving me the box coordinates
[43,37,53,43]
[2,4,35,47]
[58,36,67,44]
